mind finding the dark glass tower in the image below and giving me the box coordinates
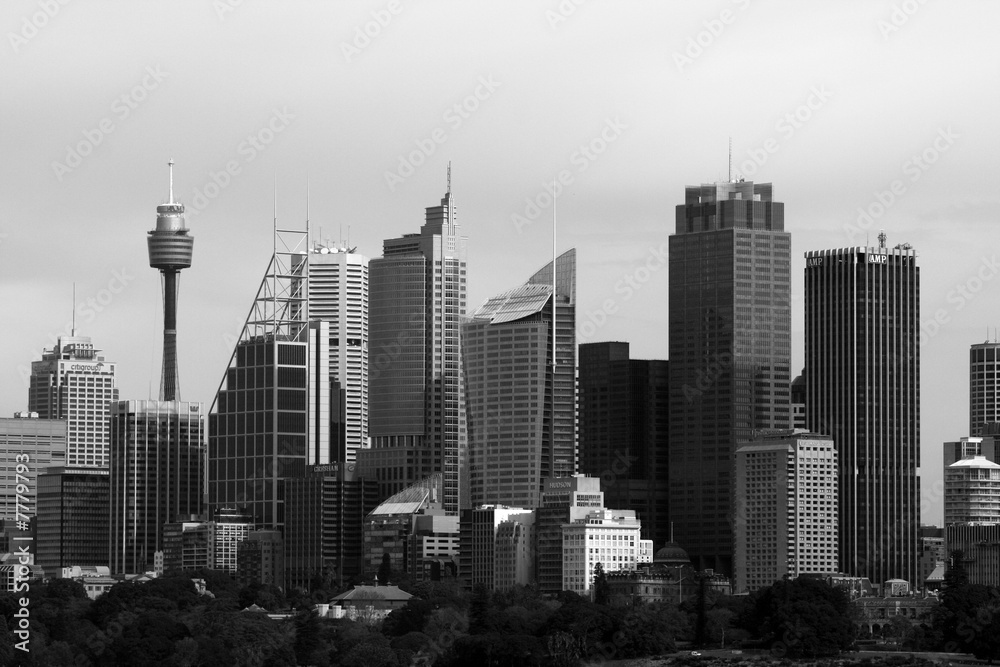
[970,341,1000,436]
[668,180,791,576]
[361,186,467,512]
[578,341,669,546]
[804,239,920,585]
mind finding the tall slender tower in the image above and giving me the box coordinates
[147,160,194,401]
[804,238,920,585]
[359,178,467,512]
[668,180,792,576]
[970,341,1000,436]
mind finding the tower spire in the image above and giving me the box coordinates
[167,158,175,204]
[447,161,452,197]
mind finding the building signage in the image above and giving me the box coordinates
[807,257,824,267]
[313,464,339,474]
[548,481,572,489]
[67,362,107,373]
[868,254,888,264]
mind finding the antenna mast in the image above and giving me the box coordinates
[72,283,76,336]
[728,137,732,182]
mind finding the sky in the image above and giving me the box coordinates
[2,1,999,527]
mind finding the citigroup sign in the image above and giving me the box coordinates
[66,362,108,373]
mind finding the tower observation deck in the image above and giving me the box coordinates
[148,160,193,401]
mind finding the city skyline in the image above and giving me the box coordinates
[3,3,1000,526]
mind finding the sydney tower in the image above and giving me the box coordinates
[147,160,193,401]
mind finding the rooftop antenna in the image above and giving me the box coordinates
[878,230,887,249]
[447,160,452,197]
[71,282,76,336]
[167,158,175,204]
[728,137,732,182]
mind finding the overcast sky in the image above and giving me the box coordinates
[2,1,998,526]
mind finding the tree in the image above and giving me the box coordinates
[592,562,610,606]
[741,577,854,658]
[378,553,393,585]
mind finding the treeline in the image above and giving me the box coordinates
[17,568,1000,665]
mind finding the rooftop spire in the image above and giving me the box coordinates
[446,161,452,197]
[167,158,175,204]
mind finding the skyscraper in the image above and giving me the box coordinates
[360,184,467,512]
[970,341,1000,436]
[147,160,194,401]
[307,244,369,463]
[734,431,838,593]
[28,334,118,467]
[108,399,204,573]
[36,466,109,574]
[804,238,920,585]
[578,341,669,546]
[462,249,577,509]
[668,180,791,575]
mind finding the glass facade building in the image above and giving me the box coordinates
[362,190,467,512]
[579,342,669,546]
[36,466,109,574]
[970,342,1000,436]
[668,180,791,576]
[804,242,920,585]
[109,399,204,574]
[463,249,577,509]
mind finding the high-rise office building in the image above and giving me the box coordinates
[971,341,1000,436]
[804,237,920,585]
[307,244,369,463]
[36,466,109,573]
[209,319,333,530]
[0,415,67,520]
[578,342,668,546]
[463,249,577,509]
[668,180,791,575]
[284,463,380,590]
[28,335,118,467]
[534,475,607,595]
[108,399,204,573]
[734,431,838,593]
[360,185,467,512]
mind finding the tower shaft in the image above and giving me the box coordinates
[161,269,179,401]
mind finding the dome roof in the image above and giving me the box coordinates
[654,541,692,567]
